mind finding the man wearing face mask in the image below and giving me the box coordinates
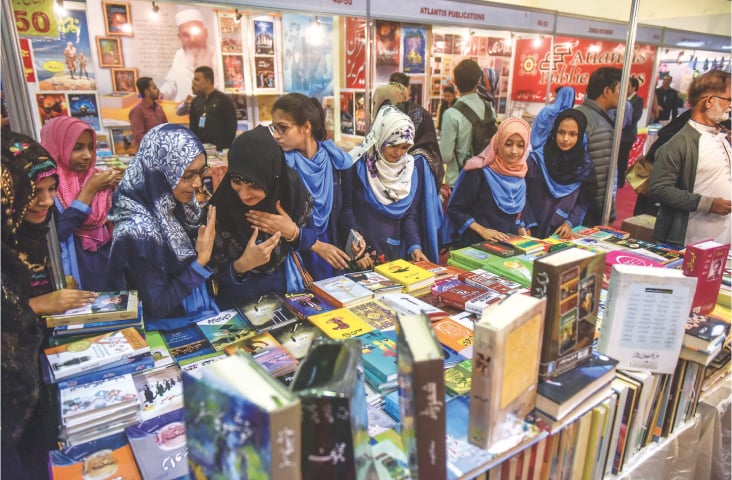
[649,70,731,247]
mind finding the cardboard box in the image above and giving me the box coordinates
[621,214,656,242]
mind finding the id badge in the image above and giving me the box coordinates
[198,114,206,128]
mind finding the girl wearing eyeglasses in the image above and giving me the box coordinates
[249,93,367,280]
[104,124,219,329]
[40,116,120,291]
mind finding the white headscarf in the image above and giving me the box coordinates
[349,105,415,204]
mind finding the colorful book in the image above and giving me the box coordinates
[500,234,546,255]
[310,275,375,307]
[184,353,302,480]
[54,352,154,390]
[291,339,374,478]
[684,312,730,352]
[145,330,175,369]
[49,433,142,480]
[358,330,398,392]
[45,290,139,327]
[464,290,504,315]
[530,247,605,378]
[374,259,436,292]
[433,280,487,310]
[602,249,664,289]
[432,317,474,359]
[133,364,183,421]
[471,240,517,258]
[348,299,398,331]
[308,307,375,339]
[460,269,523,294]
[481,254,535,288]
[683,239,731,315]
[449,246,494,270]
[271,320,325,360]
[597,264,697,374]
[160,324,214,363]
[125,409,188,480]
[343,270,403,294]
[44,327,150,382]
[224,331,299,377]
[396,312,446,479]
[51,312,143,337]
[412,260,466,283]
[469,294,546,450]
[235,292,299,332]
[444,359,473,396]
[281,291,336,319]
[59,374,139,429]
[195,308,255,351]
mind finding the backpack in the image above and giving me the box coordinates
[451,100,497,162]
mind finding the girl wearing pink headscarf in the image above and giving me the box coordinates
[40,116,121,289]
[441,117,531,249]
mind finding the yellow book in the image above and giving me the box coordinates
[308,308,375,340]
[374,259,435,292]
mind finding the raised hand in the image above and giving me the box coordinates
[196,206,217,267]
[233,227,282,273]
[245,200,296,237]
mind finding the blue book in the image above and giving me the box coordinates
[161,325,215,363]
[52,352,154,389]
[358,330,398,385]
[126,409,189,480]
[195,309,255,351]
[445,396,495,479]
[282,291,335,319]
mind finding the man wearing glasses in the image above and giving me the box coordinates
[650,70,731,247]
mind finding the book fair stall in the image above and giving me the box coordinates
[2,0,731,478]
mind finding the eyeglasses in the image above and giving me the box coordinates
[268,122,295,136]
[708,95,732,104]
[180,165,209,183]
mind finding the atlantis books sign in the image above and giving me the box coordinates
[511,37,656,103]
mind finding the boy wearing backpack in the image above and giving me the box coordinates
[439,59,496,187]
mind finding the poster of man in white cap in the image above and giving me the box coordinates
[159,8,218,102]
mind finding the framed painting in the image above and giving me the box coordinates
[111,68,137,93]
[102,1,133,36]
[96,37,124,68]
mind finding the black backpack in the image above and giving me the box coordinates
[451,100,497,162]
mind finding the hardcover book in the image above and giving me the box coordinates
[291,339,375,479]
[469,294,546,450]
[125,409,188,480]
[44,327,150,382]
[396,312,446,479]
[49,432,142,480]
[282,291,336,319]
[308,307,375,340]
[682,239,731,315]
[133,364,183,421]
[45,290,139,327]
[683,312,730,352]
[236,292,300,332]
[374,259,436,292]
[432,317,474,359]
[530,247,605,378]
[449,246,494,270]
[195,309,255,351]
[160,325,215,363]
[471,240,517,258]
[412,260,466,283]
[500,234,546,255]
[184,353,302,480]
[223,331,299,377]
[343,270,403,294]
[597,265,697,374]
[348,299,398,331]
[481,254,535,288]
[433,280,487,310]
[310,275,375,307]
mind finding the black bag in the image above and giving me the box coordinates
[451,100,497,161]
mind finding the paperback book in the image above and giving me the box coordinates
[308,307,375,339]
[282,291,336,319]
[344,270,403,294]
[310,275,374,307]
[471,240,517,258]
[374,259,436,292]
[348,299,398,331]
[160,325,214,363]
[236,292,299,332]
[195,309,255,351]
[46,290,139,327]
[358,329,398,393]
[377,292,449,322]
[481,254,535,288]
[49,432,142,480]
[145,330,175,369]
[59,374,139,430]
[224,331,299,377]
[432,317,475,359]
[125,408,188,480]
[133,364,183,421]
[271,320,325,360]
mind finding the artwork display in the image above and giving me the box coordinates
[102,1,133,36]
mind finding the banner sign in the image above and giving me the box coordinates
[12,0,59,38]
[511,37,656,103]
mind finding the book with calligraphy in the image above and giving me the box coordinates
[195,309,255,351]
[682,239,731,315]
[396,312,446,479]
[290,339,375,479]
[530,247,605,378]
[183,353,302,480]
[281,291,336,319]
[125,409,188,480]
[432,317,474,359]
[160,325,214,363]
[469,294,546,450]
[348,299,398,331]
[307,307,375,340]
[597,264,697,374]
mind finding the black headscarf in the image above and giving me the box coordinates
[210,125,311,273]
[543,109,594,185]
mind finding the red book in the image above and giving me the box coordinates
[683,239,731,315]
[433,281,485,310]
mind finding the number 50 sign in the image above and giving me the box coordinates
[13,0,59,38]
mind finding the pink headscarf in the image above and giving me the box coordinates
[40,116,113,251]
[464,117,531,177]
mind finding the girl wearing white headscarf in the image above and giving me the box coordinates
[349,105,443,265]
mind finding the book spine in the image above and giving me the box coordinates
[468,322,499,450]
[270,404,302,480]
[412,358,446,480]
[56,353,153,389]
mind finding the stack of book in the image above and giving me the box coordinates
[45,290,140,332]
[374,258,436,294]
[680,313,730,366]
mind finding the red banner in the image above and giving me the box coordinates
[344,17,366,89]
[19,38,36,83]
[511,37,656,103]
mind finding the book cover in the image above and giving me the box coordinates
[177,352,227,379]
[376,292,449,322]
[51,314,142,338]
[195,309,255,351]
[358,330,398,386]
[432,317,474,358]
[535,351,619,421]
[125,409,188,480]
[461,269,523,295]
[683,239,731,315]
[160,325,215,363]
[236,292,300,332]
[184,353,302,480]
[343,270,403,294]
[371,435,411,479]
[282,291,336,319]
[434,281,487,310]
[133,365,183,421]
[310,275,375,307]
[44,327,150,381]
[500,234,546,255]
[445,396,496,480]
[603,249,664,289]
[271,320,325,360]
[224,331,299,377]
[308,307,375,340]
[374,259,436,292]
[54,352,154,390]
[530,247,605,378]
[472,241,517,258]
[444,359,473,397]
[348,299,398,331]
[145,330,175,369]
[59,374,139,429]
[412,260,466,283]
[464,290,504,315]
[449,246,494,270]
[469,294,546,450]
[291,340,375,479]
[683,312,730,351]
[481,254,535,288]
[597,265,697,374]
[49,432,142,480]
[396,312,446,479]
[46,290,139,327]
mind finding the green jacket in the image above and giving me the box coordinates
[649,123,714,247]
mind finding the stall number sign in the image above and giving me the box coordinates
[13,0,59,38]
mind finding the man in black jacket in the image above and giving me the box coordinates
[654,75,680,122]
[189,66,236,151]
